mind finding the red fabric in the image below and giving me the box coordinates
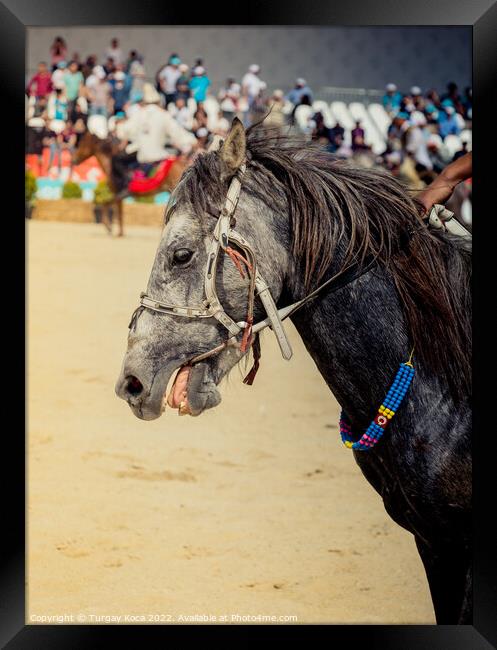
[128,157,176,194]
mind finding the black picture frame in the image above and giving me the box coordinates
[5,0,497,647]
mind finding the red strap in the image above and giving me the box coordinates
[225,246,253,278]
[243,334,261,385]
[240,316,253,353]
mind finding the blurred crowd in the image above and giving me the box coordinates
[25,35,472,193]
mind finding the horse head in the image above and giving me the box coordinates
[115,118,290,420]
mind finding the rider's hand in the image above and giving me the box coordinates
[418,183,455,213]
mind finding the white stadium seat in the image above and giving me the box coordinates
[294,104,313,132]
[329,101,354,145]
[443,134,462,158]
[87,114,108,139]
[348,102,386,154]
[460,129,472,150]
[368,102,391,139]
[49,119,66,134]
[28,116,45,128]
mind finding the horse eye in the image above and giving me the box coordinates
[172,248,194,265]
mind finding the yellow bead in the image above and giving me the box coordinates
[345,441,353,448]
[379,405,385,413]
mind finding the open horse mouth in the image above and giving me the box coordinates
[163,361,222,417]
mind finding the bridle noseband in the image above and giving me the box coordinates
[131,160,374,383]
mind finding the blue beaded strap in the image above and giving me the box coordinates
[340,358,415,451]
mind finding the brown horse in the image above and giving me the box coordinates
[72,131,191,236]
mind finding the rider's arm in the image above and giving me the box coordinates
[417,151,472,212]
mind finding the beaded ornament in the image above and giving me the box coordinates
[340,353,415,451]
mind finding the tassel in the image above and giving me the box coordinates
[243,334,261,385]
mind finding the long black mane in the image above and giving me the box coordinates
[176,125,471,403]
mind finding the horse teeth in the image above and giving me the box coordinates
[178,401,189,416]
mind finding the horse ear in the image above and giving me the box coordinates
[218,117,246,176]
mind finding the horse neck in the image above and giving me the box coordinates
[92,147,113,187]
[289,266,410,426]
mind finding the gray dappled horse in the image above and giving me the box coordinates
[116,119,472,624]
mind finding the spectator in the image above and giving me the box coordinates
[334,134,352,159]
[125,50,142,73]
[405,111,434,183]
[51,87,68,121]
[71,96,88,122]
[425,88,441,111]
[189,66,211,103]
[311,111,332,145]
[351,120,366,151]
[439,105,461,139]
[109,67,131,114]
[192,57,204,73]
[382,83,402,114]
[105,38,124,66]
[329,121,345,150]
[174,97,193,131]
[195,126,210,150]
[26,116,54,172]
[81,55,97,80]
[103,57,116,76]
[424,104,440,126]
[426,134,450,174]
[441,81,464,115]
[248,89,268,125]
[87,67,112,117]
[128,58,146,103]
[27,62,53,100]
[32,96,48,118]
[63,60,84,115]
[410,86,425,110]
[85,65,104,92]
[218,77,241,120]
[157,55,182,106]
[386,112,410,159]
[42,117,61,173]
[58,119,77,166]
[175,64,191,102]
[51,60,68,90]
[71,52,83,71]
[193,103,209,131]
[264,89,286,129]
[49,36,68,72]
[241,64,267,126]
[286,78,314,106]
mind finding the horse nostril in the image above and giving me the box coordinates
[126,375,144,396]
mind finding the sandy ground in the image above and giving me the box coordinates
[27,220,435,624]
